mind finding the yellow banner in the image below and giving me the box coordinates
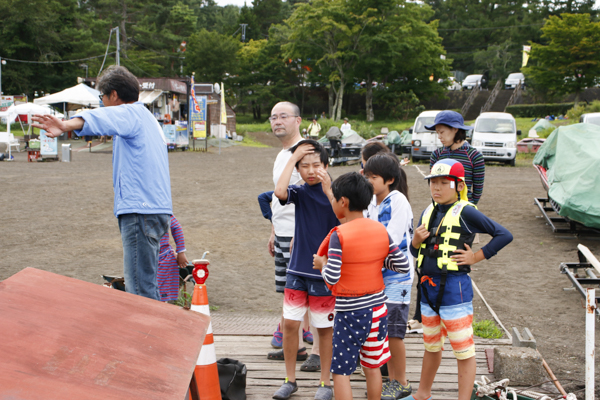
[522,45,531,67]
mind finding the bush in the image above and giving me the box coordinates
[506,103,574,118]
[566,100,600,121]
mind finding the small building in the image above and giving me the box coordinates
[83,77,236,137]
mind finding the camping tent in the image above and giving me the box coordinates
[0,103,63,124]
[33,83,100,110]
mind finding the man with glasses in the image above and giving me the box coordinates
[32,66,172,301]
[267,102,327,378]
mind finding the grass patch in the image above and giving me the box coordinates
[174,288,192,309]
[240,134,270,148]
[473,319,503,339]
[234,117,415,139]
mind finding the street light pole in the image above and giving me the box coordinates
[0,57,5,96]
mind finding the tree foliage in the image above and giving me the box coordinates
[523,13,600,105]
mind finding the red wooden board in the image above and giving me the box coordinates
[0,268,210,400]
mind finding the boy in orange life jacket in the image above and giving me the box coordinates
[313,172,410,400]
[405,159,512,400]
[273,139,340,400]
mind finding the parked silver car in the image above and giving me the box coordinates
[462,74,485,90]
[504,72,525,89]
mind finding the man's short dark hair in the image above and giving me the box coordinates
[97,66,140,103]
[290,139,329,168]
[361,141,390,162]
[363,153,409,200]
[331,172,373,211]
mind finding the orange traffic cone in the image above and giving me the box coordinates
[190,259,222,400]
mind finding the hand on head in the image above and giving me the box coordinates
[291,143,315,162]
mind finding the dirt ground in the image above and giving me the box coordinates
[1,134,599,397]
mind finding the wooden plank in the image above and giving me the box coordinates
[578,243,600,276]
[0,268,209,400]
[213,332,500,400]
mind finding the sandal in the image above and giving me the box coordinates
[406,319,423,334]
[300,354,320,372]
[268,347,308,361]
[302,328,314,344]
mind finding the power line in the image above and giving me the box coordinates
[438,23,543,31]
[0,53,115,64]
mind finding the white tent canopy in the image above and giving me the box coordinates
[0,103,64,124]
[33,83,100,109]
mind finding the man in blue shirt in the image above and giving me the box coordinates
[32,66,172,301]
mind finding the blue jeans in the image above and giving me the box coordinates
[118,213,170,300]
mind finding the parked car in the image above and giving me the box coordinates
[505,72,525,89]
[438,77,461,91]
[579,112,600,126]
[462,74,488,90]
[471,112,520,166]
[410,110,442,161]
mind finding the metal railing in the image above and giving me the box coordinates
[481,80,502,114]
[460,82,480,117]
[504,80,522,111]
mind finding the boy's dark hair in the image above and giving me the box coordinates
[361,141,390,162]
[331,172,373,211]
[97,65,140,103]
[439,124,466,143]
[290,139,329,168]
[363,153,409,200]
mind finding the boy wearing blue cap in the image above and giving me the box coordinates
[405,159,512,400]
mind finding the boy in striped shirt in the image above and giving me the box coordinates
[313,172,410,400]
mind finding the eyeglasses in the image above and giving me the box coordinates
[98,93,105,101]
[268,114,298,122]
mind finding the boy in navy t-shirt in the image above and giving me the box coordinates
[272,139,339,400]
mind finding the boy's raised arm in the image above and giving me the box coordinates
[274,144,314,201]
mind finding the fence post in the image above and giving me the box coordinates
[586,288,595,400]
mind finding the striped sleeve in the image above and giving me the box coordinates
[322,231,342,286]
[429,149,440,170]
[170,216,186,253]
[468,147,485,204]
[384,233,410,274]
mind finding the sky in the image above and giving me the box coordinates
[213,0,600,9]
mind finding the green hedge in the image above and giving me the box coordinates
[506,103,575,118]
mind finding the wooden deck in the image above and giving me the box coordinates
[214,333,508,399]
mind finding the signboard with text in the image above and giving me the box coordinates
[190,94,207,139]
[40,130,58,157]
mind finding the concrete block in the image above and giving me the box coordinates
[493,347,546,385]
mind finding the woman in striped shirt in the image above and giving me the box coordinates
[157,215,188,302]
[426,110,485,205]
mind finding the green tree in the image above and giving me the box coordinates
[351,0,448,121]
[185,29,240,83]
[233,24,300,119]
[425,0,545,76]
[285,0,376,121]
[523,13,600,105]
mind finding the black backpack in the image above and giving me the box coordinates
[216,358,247,400]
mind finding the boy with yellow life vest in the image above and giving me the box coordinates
[406,159,512,400]
[313,172,411,400]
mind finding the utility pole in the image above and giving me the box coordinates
[0,57,5,96]
[241,24,248,42]
[114,26,120,66]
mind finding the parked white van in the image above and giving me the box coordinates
[472,112,520,166]
[579,112,600,126]
[410,110,442,161]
